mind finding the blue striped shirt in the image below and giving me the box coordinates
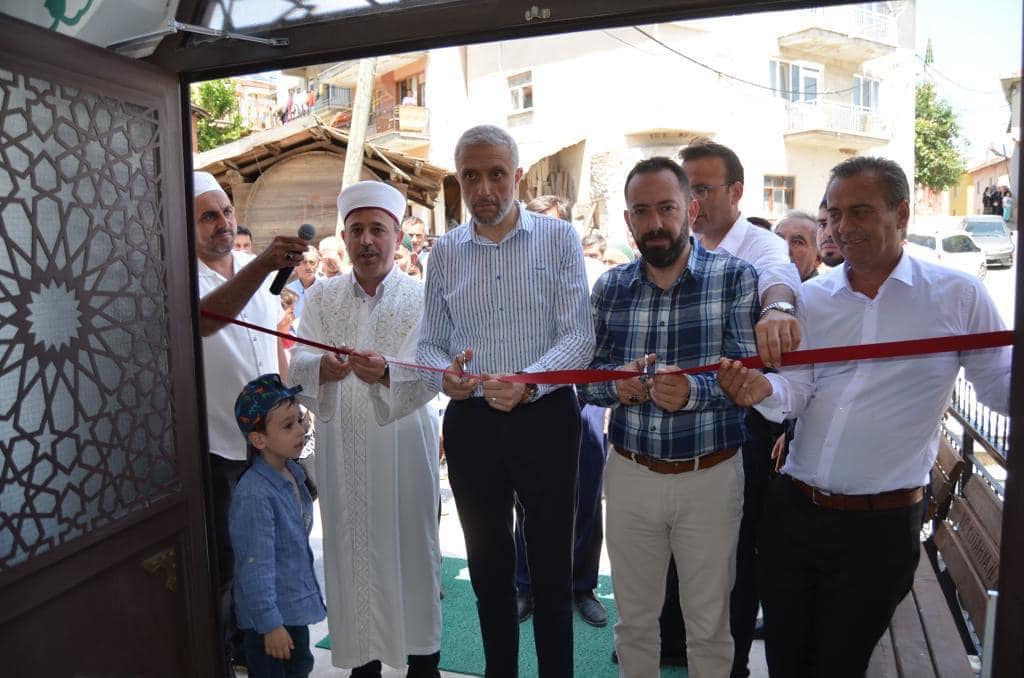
[417,206,595,396]
[578,241,760,460]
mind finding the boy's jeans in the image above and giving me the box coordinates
[242,625,314,678]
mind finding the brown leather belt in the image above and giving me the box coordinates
[614,446,737,475]
[789,476,924,511]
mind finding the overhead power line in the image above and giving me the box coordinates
[631,26,859,97]
[916,54,1007,96]
[602,30,662,57]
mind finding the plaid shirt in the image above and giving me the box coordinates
[579,241,760,460]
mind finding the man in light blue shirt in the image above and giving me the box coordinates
[284,245,320,322]
[418,125,594,677]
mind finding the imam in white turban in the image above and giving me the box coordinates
[193,171,224,199]
[337,181,407,228]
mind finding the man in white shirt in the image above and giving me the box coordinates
[194,171,312,673]
[717,156,1011,677]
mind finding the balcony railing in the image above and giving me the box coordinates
[373,104,429,135]
[805,4,898,45]
[314,90,354,113]
[785,100,890,139]
[944,374,1010,494]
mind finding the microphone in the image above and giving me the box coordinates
[270,223,316,295]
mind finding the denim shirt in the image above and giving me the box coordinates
[229,456,326,633]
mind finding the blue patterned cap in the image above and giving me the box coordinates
[234,373,303,436]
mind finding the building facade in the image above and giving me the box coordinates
[422,2,917,243]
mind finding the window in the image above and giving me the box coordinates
[907,233,936,250]
[325,85,352,107]
[965,219,1010,237]
[853,75,880,111]
[769,60,821,102]
[942,235,981,254]
[396,72,425,106]
[508,71,533,112]
[763,176,795,216]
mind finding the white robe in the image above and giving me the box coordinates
[288,269,440,669]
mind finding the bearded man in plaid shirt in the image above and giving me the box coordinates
[579,156,759,676]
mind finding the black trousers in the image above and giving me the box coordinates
[211,454,249,674]
[660,411,780,676]
[758,475,924,678]
[515,401,606,595]
[444,388,581,678]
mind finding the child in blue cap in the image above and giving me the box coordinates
[231,373,326,677]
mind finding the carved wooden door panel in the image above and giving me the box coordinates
[0,15,216,677]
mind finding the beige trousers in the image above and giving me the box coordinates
[605,449,744,678]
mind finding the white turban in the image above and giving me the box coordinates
[193,171,224,199]
[337,181,406,228]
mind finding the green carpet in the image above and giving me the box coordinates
[317,556,687,677]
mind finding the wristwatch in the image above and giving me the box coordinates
[519,383,538,405]
[759,301,796,320]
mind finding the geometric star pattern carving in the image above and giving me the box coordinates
[0,65,180,570]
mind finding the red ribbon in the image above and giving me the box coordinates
[201,310,1013,385]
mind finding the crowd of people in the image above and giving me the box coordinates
[982,184,1014,223]
[193,122,1011,678]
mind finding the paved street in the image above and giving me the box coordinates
[982,252,1017,328]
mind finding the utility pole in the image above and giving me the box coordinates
[338,57,378,236]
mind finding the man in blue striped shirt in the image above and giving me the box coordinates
[578,157,759,676]
[417,125,595,677]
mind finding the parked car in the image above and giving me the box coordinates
[906,217,987,279]
[961,215,1014,267]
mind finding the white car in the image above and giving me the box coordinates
[961,215,1015,267]
[906,217,987,279]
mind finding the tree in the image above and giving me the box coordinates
[192,79,249,152]
[914,81,965,192]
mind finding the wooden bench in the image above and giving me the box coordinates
[933,471,1002,641]
[927,436,967,523]
[867,543,975,677]
[866,438,978,677]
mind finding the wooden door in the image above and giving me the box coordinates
[0,15,216,677]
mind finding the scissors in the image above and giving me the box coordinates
[636,353,656,393]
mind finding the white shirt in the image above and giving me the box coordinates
[351,268,388,315]
[756,252,1011,494]
[698,213,801,301]
[198,251,282,461]
[583,255,607,292]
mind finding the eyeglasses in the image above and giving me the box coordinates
[691,182,734,200]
